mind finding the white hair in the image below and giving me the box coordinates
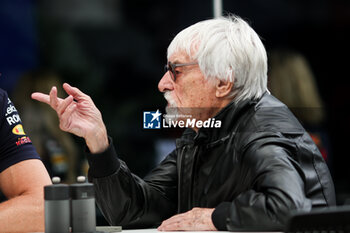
[167,15,268,103]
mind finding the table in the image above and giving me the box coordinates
[123,229,224,233]
[122,229,281,233]
[33,228,281,233]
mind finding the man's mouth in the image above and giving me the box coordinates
[164,92,176,108]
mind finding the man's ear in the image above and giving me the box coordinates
[215,79,233,98]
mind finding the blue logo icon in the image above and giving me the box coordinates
[143,110,162,129]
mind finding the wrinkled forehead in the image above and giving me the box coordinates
[167,41,199,62]
[167,50,193,63]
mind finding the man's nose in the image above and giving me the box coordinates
[158,72,174,93]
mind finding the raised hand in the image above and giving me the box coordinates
[31,83,109,153]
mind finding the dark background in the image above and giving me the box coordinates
[1,0,350,206]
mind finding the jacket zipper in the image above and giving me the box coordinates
[177,146,186,213]
[189,145,199,208]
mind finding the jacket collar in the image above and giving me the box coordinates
[176,94,262,147]
[194,97,257,145]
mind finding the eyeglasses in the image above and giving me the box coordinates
[164,61,198,82]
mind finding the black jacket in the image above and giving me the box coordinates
[86,93,335,231]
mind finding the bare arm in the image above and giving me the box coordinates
[0,159,51,232]
[31,83,109,153]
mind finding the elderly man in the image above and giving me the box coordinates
[32,16,335,231]
[0,88,51,232]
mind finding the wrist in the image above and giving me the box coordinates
[85,126,109,154]
[212,202,231,231]
[85,136,120,178]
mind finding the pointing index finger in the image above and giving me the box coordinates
[49,86,59,110]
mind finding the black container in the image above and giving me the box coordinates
[44,178,70,233]
[70,177,96,233]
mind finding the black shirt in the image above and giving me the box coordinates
[0,88,40,173]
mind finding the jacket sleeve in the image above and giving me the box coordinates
[86,137,178,228]
[212,142,312,231]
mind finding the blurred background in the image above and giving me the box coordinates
[1,0,350,224]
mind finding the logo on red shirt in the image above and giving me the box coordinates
[16,136,32,146]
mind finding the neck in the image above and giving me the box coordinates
[191,98,234,132]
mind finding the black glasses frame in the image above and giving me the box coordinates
[164,61,198,82]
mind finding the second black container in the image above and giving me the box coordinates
[70,176,96,233]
